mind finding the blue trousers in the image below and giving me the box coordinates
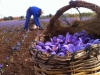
[24,11,31,30]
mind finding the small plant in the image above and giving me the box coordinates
[0,64,4,74]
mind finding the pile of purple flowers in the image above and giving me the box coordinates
[35,30,100,56]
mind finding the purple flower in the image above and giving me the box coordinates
[35,45,42,50]
[58,35,64,39]
[79,30,86,36]
[11,46,16,50]
[5,56,9,60]
[17,42,21,46]
[45,41,52,46]
[51,36,57,43]
[16,46,20,50]
[44,46,52,50]
[65,33,73,44]
[88,39,94,43]
[50,51,56,55]
[39,49,45,52]
[52,45,58,51]
[57,52,65,56]
[21,40,24,43]
[76,44,86,51]
[73,32,79,37]
[58,43,61,49]
[0,64,3,68]
[60,47,66,52]
[79,38,83,45]
[93,39,100,44]
[66,44,75,52]
[37,41,44,46]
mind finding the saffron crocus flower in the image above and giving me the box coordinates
[79,30,86,36]
[58,35,64,42]
[92,39,100,44]
[52,45,58,51]
[65,32,73,44]
[57,52,65,56]
[58,35,64,39]
[35,45,42,50]
[57,37,64,43]
[60,47,66,52]
[52,36,57,43]
[58,43,61,49]
[39,49,45,52]
[66,44,75,53]
[50,51,56,55]
[73,32,79,37]
[76,44,86,51]
[83,37,90,44]
[17,42,21,46]
[16,46,20,50]
[37,41,45,47]
[44,46,52,50]
[79,38,83,45]
[0,64,3,69]
[5,56,9,60]
[45,41,52,46]
[11,46,16,50]
[21,40,24,44]
[88,39,94,43]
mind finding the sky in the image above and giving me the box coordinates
[0,0,100,17]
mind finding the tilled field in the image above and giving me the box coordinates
[0,20,48,75]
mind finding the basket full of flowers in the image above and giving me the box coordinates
[29,1,100,75]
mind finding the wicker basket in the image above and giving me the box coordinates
[29,1,100,75]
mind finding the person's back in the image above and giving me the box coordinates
[29,6,41,18]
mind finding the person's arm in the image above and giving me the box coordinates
[33,17,41,27]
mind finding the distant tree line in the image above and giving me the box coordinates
[1,12,96,21]
[2,16,25,21]
[63,12,96,18]
[3,16,14,21]
[40,12,96,19]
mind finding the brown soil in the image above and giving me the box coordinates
[0,21,48,75]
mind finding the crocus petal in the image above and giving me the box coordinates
[45,41,52,46]
[57,52,65,56]
[67,44,75,52]
[50,51,56,55]
[93,39,100,44]
[44,46,52,50]
[52,36,57,42]
[37,41,45,46]
[58,35,64,39]
[35,45,42,49]
[0,64,3,68]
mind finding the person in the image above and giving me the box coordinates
[24,6,43,31]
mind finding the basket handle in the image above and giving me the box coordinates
[43,0,100,35]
